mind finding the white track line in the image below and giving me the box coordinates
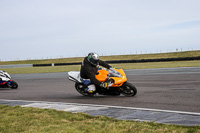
[1,99,200,116]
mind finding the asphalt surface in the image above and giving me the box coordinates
[0,67,200,126]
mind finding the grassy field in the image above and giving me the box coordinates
[1,60,200,74]
[0,105,199,133]
[1,50,200,65]
[1,50,200,74]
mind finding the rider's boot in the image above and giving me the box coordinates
[85,84,96,93]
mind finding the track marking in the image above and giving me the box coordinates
[1,99,200,116]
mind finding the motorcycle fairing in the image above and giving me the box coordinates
[68,71,82,83]
[0,81,6,85]
[0,79,12,86]
[95,68,127,87]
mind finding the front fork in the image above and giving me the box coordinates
[7,79,13,88]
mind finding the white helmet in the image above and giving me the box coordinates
[87,52,99,66]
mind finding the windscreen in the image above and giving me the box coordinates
[108,69,122,77]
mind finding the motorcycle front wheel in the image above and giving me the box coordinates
[9,80,18,89]
[120,82,137,97]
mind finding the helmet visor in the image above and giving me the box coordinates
[90,58,99,66]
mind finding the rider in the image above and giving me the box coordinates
[0,70,4,81]
[80,52,112,93]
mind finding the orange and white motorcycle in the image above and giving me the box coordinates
[68,68,137,96]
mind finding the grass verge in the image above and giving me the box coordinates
[0,105,199,133]
[1,60,200,74]
[1,50,200,65]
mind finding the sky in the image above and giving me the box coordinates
[0,0,200,61]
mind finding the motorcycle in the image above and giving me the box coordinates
[0,70,18,89]
[68,68,137,96]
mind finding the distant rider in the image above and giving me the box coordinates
[80,52,112,93]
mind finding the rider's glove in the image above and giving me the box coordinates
[110,66,115,70]
[100,82,108,89]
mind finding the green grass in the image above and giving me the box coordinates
[1,60,200,74]
[1,50,200,74]
[0,105,199,133]
[1,50,200,65]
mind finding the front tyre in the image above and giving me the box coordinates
[121,82,137,97]
[9,80,18,89]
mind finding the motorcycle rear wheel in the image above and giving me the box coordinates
[121,82,137,96]
[75,82,93,96]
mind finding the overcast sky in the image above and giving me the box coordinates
[0,0,200,61]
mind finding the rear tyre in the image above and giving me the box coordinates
[10,80,18,89]
[75,82,89,96]
[121,82,137,97]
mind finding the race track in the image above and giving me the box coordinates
[1,67,200,113]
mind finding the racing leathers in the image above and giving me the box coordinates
[80,57,111,86]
